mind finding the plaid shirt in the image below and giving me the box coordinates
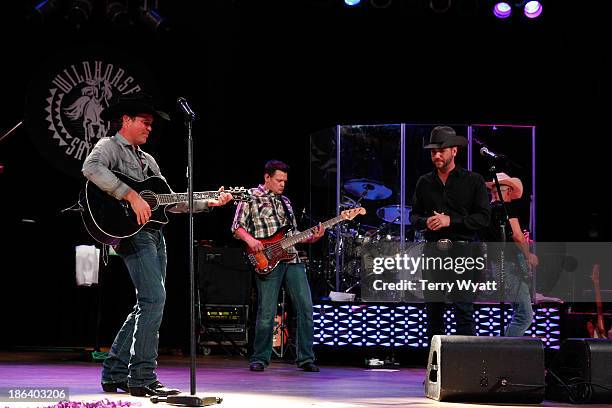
[232,184,299,258]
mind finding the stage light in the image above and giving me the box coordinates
[493,2,512,19]
[370,0,393,8]
[66,0,94,30]
[429,0,452,13]
[523,1,543,19]
[344,0,361,6]
[106,1,132,26]
[28,0,60,25]
[138,7,171,34]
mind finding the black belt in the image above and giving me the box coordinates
[427,239,471,251]
[142,226,162,233]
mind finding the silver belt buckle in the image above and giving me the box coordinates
[437,238,453,251]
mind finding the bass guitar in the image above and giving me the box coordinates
[80,171,251,245]
[246,207,366,276]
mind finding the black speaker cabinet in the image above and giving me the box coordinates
[425,335,545,403]
[197,246,252,306]
[547,338,612,403]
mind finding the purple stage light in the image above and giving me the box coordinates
[524,1,543,19]
[493,2,512,19]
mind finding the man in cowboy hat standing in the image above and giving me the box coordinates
[484,172,538,336]
[410,126,491,342]
[82,92,232,397]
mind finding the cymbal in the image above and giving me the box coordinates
[376,205,412,225]
[343,178,392,200]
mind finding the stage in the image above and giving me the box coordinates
[0,351,607,408]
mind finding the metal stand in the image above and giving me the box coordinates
[0,120,23,144]
[272,288,289,358]
[488,164,510,336]
[0,121,23,175]
[92,245,111,362]
[169,98,221,407]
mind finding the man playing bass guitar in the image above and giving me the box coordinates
[232,160,324,373]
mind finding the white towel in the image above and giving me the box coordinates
[75,244,100,286]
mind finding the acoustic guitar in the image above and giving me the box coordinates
[80,171,251,245]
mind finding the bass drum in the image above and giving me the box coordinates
[359,240,426,302]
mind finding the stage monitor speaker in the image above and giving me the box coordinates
[197,246,252,306]
[546,338,612,403]
[425,335,545,403]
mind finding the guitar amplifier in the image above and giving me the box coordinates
[199,304,248,346]
[197,246,252,306]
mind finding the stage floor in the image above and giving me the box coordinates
[0,351,608,408]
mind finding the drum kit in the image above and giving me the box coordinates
[323,178,424,295]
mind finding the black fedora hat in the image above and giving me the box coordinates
[100,91,170,121]
[423,126,467,149]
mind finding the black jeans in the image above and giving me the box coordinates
[422,242,480,342]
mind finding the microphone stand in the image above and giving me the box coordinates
[172,103,221,407]
[0,120,23,144]
[488,164,511,337]
[0,121,24,174]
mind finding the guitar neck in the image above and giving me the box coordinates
[279,214,345,249]
[594,280,605,326]
[158,191,221,205]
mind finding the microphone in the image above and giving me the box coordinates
[177,97,196,119]
[480,146,505,160]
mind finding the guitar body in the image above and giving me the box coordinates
[80,172,172,245]
[246,226,297,276]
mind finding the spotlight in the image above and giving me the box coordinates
[28,0,60,25]
[106,1,132,26]
[344,0,361,6]
[493,2,512,19]
[429,0,452,13]
[66,0,94,30]
[370,0,392,8]
[138,7,171,34]
[523,1,543,19]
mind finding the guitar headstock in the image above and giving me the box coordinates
[591,263,600,284]
[226,187,253,203]
[340,207,366,220]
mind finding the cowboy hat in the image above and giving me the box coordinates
[423,126,468,149]
[485,172,523,200]
[100,91,170,121]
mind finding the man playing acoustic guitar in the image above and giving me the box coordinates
[83,92,233,397]
[232,160,325,372]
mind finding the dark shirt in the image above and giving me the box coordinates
[483,200,521,262]
[410,166,491,242]
[484,200,518,242]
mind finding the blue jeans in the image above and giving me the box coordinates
[101,229,167,387]
[502,261,534,337]
[251,263,315,366]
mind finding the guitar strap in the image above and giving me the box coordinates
[133,146,154,177]
[279,195,296,228]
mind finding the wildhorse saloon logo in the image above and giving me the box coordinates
[49,61,142,160]
[26,52,157,178]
